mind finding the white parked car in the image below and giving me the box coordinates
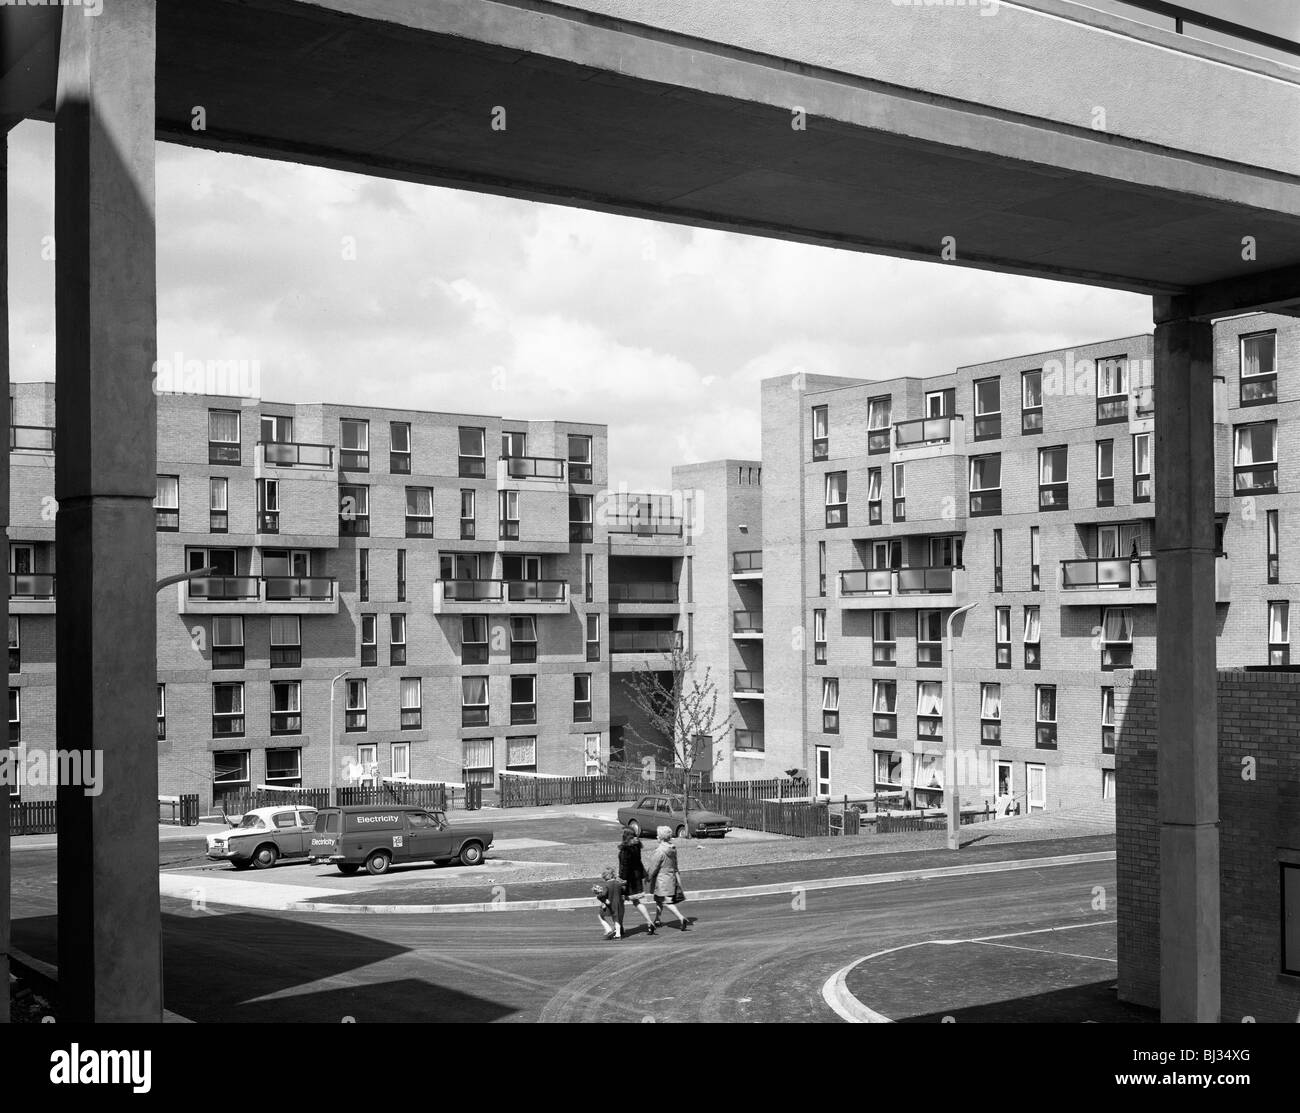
[206,805,319,870]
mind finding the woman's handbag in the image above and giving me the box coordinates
[672,883,686,904]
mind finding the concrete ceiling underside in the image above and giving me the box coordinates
[4,0,1300,311]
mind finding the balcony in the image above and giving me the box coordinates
[606,514,683,538]
[11,426,55,453]
[432,579,569,613]
[505,579,569,611]
[892,415,964,461]
[498,455,566,487]
[258,441,334,470]
[10,573,56,615]
[178,575,339,615]
[1058,557,1156,606]
[732,551,763,580]
[609,581,678,612]
[734,729,765,754]
[611,630,681,654]
[837,567,968,610]
[733,611,763,639]
[733,671,764,700]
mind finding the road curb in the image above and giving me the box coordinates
[284,850,1115,915]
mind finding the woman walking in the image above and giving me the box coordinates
[619,828,658,935]
[647,825,689,932]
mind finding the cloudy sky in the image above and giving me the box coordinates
[6,119,1152,490]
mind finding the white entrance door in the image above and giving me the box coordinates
[584,734,602,776]
[1026,763,1047,813]
[815,746,832,797]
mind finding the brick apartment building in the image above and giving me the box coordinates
[750,311,1297,814]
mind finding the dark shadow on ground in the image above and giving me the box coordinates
[899,980,1158,1023]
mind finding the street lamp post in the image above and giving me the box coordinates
[944,601,980,851]
[329,671,351,806]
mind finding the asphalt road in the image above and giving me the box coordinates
[11,854,1121,1023]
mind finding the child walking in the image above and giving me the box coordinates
[592,867,625,940]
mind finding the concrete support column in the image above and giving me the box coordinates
[1153,314,1220,1023]
[1,129,11,1024]
[54,0,160,1022]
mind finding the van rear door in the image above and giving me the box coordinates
[309,810,341,861]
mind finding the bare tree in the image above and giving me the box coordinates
[622,647,736,836]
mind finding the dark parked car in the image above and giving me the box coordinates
[617,794,731,839]
[308,805,494,875]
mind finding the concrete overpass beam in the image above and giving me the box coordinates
[1,129,10,1024]
[53,0,160,1022]
[1153,314,1220,1023]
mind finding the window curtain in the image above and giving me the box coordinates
[213,616,242,646]
[510,616,537,642]
[390,614,405,643]
[1098,359,1126,397]
[270,616,298,646]
[1023,608,1041,643]
[1023,373,1042,408]
[209,479,227,510]
[342,421,368,450]
[997,609,1010,642]
[155,476,178,507]
[825,473,847,504]
[347,680,366,709]
[1243,334,1274,377]
[822,679,839,712]
[873,682,895,713]
[1236,424,1275,466]
[813,408,828,438]
[462,676,488,706]
[914,754,943,790]
[1102,688,1115,726]
[866,470,882,501]
[1037,687,1056,721]
[459,427,483,455]
[917,682,943,717]
[1098,528,1120,559]
[214,685,243,714]
[976,379,999,415]
[208,410,238,443]
[1103,607,1133,643]
[971,456,1000,490]
[873,612,893,641]
[868,400,890,429]
[814,611,826,641]
[1270,603,1289,644]
[407,487,432,516]
[1039,449,1066,484]
[1096,441,1113,479]
[273,683,300,713]
[400,678,421,709]
[464,737,493,768]
[981,684,1002,720]
[507,737,536,766]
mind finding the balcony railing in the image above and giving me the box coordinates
[1060,557,1156,590]
[506,580,567,603]
[610,630,681,653]
[605,515,683,537]
[11,426,56,452]
[734,729,764,752]
[263,576,336,602]
[185,576,336,602]
[734,670,764,693]
[502,455,565,480]
[260,441,334,468]
[840,567,960,597]
[894,416,954,449]
[10,573,56,601]
[609,582,677,603]
[733,611,763,634]
[188,575,259,601]
[897,567,959,594]
[839,569,893,596]
[732,551,762,574]
[442,579,504,601]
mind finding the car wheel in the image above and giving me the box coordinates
[675,825,687,839]
[337,864,360,876]
[628,820,641,837]
[231,860,253,871]
[364,850,391,876]
[251,844,279,870]
[457,841,485,867]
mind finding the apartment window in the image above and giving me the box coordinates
[863,467,883,526]
[506,736,537,775]
[209,477,228,532]
[873,611,896,667]
[374,743,404,787]
[390,614,407,666]
[261,414,293,445]
[500,490,520,540]
[824,472,848,528]
[463,737,494,786]
[874,750,904,794]
[813,609,827,666]
[1269,601,1290,666]
[360,614,377,667]
[270,616,301,668]
[1030,527,1041,591]
[1021,370,1043,433]
[212,616,244,669]
[7,617,17,675]
[340,418,370,471]
[345,679,367,731]
[821,678,840,734]
[510,616,538,663]
[1102,607,1134,669]
[390,421,412,474]
[1240,332,1277,405]
[156,683,165,741]
[1283,864,1300,976]
[973,377,1001,440]
[996,606,1011,669]
[357,548,369,602]
[1023,606,1042,669]
[1038,446,1068,510]
[1133,433,1153,503]
[399,677,422,730]
[213,751,250,804]
[570,494,594,543]
[154,476,180,531]
[917,610,943,667]
[459,676,489,728]
[584,553,595,604]
[980,682,1002,744]
[969,454,1001,516]
[818,541,827,597]
[1268,510,1280,584]
[1096,357,1128,424]
[6,687,19,748]
[458,427,486,478]
[812,405,829,461]
[916,681,943,740]
[212,682,245,737]
[1089,443,1114,513]
[1102,687,1115,753]
[460,616,489,665]
[872,680,897,738]
[270,680,301,735]
[339,484,370,536]
[568,434,593,483]
[510,675,537,725]
[208,409,240,464]
[586,614,601,662]
[993,529,1003,593]
[405,487,434,537]
[1234,422,1278,495]
[257,478,280,533]
[574,673,593,722]
[1034,685,1058,749]
[397,549,406,603]
[892,464,906,522]
[502,430,528,459]
[867,396,891,454]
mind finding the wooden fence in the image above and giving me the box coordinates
[158,794,201,826]
[497,771,811,809]
[695,795,830,838]
[217,782,451,815]
[873,805,995,834]
[10,800,57,836]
